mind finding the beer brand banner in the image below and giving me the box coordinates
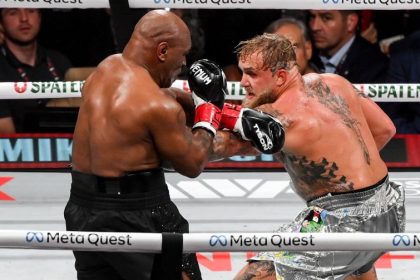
[0,81,419,102]
[0,81,84,100]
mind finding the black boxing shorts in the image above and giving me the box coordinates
[64,168,202,280]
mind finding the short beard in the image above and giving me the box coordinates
[242,90,277,109]
[5,33,36,47]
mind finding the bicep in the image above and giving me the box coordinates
[357,89,395,149]
[152,106,194,161]
[358,90,394,132]
[163,87,195,127]
[150,104,213,177]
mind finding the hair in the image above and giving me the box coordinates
[265,17,311,41]
[235,33,296,74]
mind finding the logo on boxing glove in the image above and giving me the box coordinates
[189,64,212,85]
[253,123,274,151]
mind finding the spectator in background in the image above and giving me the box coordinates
[265,17,320,74]
[223,16,320,81]
[383,30,420,133]
[309,10,388,83]
[0,8,71,133]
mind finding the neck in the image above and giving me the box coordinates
[6,39,37,66]
[277,67,302,98]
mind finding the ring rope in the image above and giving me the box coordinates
[0,0,419,10]
[3,81,420,102]
[1,230,418,252]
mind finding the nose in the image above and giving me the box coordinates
[239,74,248,88]
[19,9,29,22]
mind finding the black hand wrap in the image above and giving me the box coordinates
[241,109,285,154]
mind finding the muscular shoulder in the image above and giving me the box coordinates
[149,89,184,116]
[304,73,355,98]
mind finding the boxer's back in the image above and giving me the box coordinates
[72,54,165,176]
[277,73,390,201]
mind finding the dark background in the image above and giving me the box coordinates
[37,7,420,69]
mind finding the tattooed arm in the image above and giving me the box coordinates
[354,86,396,150]
[210,131,259,161]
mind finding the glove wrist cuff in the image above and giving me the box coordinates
[193,103,222,136]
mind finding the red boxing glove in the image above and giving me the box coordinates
[220,103,242,131]
[193,103,222,136]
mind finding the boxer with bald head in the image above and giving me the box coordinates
[64,10,225,280]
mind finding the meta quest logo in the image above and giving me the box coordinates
[393,235,411,247]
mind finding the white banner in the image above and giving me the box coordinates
[0,0,109,9]
[0,81,84,99]
[0,81,419,102]
[129,0,420,10]
[0,0,419,9]
[1,230,420,252]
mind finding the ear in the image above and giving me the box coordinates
[275,69,287,86]
[157,42,168,62]
[346,13,359,33]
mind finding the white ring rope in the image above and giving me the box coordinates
[129,0,420,10]
[0,230,419,252]
[0,0,419,10]
[2,81,420,102]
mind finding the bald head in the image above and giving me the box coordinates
[123,9,192,87]
[132,10,190,49]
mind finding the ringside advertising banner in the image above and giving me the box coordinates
[0,134,73,169]
[0,0,109,8]
[1,81,420,102]
[0,134,419,169]
[129,0,420,10]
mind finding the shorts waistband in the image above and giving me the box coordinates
[69,168,171,210]
[69,186,171,210]
[308,175,389,210]
[71,168,166,195]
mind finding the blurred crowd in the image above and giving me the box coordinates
[0,7,419,133]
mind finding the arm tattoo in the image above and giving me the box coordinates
[308,80,371,164]
[210,132,257,161]
[256,105,290,128]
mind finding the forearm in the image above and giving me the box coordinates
[210,131,259,161]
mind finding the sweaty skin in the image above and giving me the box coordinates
[213,56,394,202]
[72,10,213,179]
[224,34,395,280]
[262,73,390,201]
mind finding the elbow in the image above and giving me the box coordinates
[375,121,396,150]
[176,159,207,178]
[385,120,396,140]
[182,165,206,178]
